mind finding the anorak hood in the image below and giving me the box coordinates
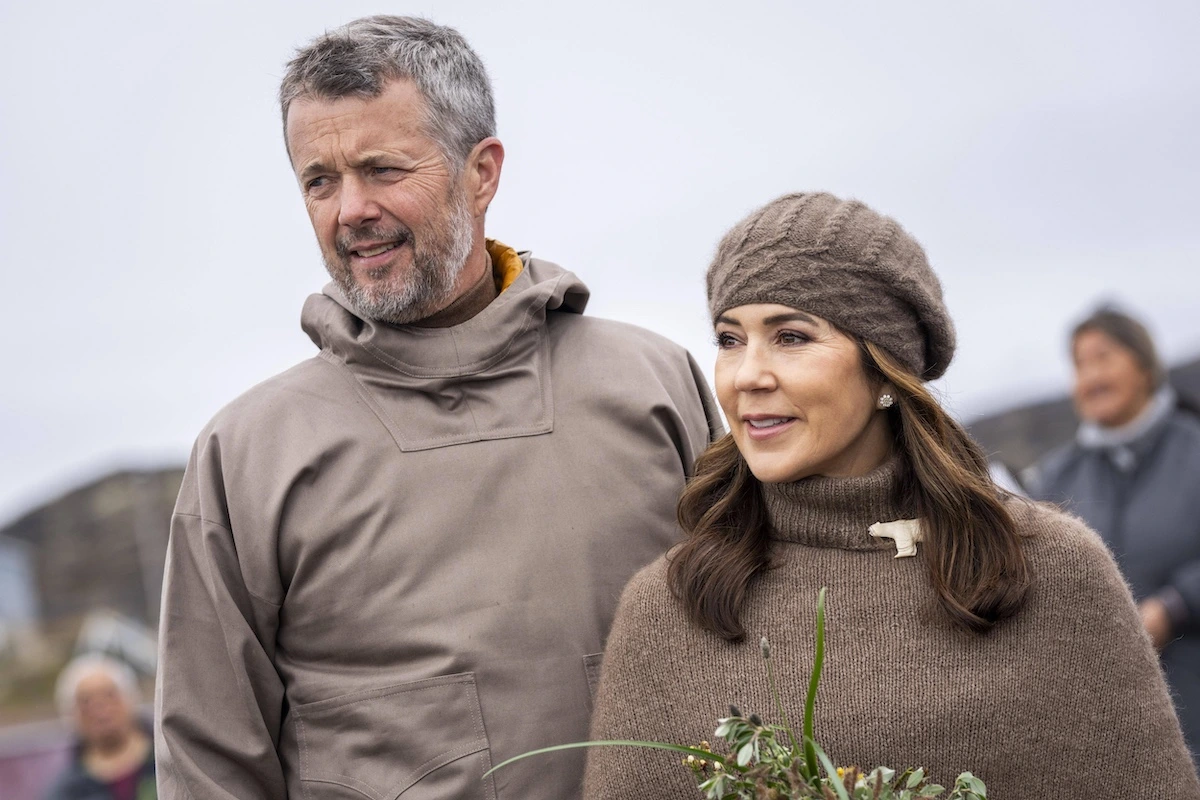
[299,252,590,451]
[302,251,589,375]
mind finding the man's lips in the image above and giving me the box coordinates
[351,241,401,258]
[337,231,411,260]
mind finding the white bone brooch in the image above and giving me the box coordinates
[868,519,923,558]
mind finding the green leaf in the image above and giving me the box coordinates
[867,766,896,785]
[955,772,986,798]
[804,587,828,777]
[907,767,925,788]
[737,741,755,766]
[482,739,732,778]
[918,785,944,796]
[812,740,851,800]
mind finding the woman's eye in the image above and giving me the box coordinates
[715,332,740,349]
[778,330,809,346]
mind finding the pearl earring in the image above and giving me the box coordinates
[877,393,895,410]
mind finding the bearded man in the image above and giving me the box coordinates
[153,15,719,800]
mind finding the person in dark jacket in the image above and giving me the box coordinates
[1027,306,1200,760]
[44,654,155,800]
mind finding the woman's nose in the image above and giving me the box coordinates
[733,344,777,392]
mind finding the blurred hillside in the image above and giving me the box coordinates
[0,469,181,724]
[968,354,1200,473]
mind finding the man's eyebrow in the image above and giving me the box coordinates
[298,154,405,182]
[297,161,330,182]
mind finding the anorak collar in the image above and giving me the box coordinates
[302,246,589,379]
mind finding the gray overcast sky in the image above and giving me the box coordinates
[2,0,1198,524]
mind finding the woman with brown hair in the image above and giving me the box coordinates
[1027,306,1200,760]
[582,193,1198,798]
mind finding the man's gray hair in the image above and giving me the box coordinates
[279,15,496,170]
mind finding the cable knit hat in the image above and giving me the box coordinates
[706,192,956,380]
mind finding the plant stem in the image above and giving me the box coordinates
[803,587,827,779]
[482,740,733,779]
[764,646,799,754]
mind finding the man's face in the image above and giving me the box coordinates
[286,79,475,325]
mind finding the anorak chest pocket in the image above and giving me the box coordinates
[292,672,496,800]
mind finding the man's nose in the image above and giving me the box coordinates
[337,178,382,228]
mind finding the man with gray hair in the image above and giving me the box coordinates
[154,15,719,800]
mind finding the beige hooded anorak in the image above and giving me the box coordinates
[155,251,720,800]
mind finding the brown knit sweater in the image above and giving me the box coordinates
[583,461,1200,798]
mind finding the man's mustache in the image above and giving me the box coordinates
[335,227,413,259]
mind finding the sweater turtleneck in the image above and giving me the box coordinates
[759,457,910,551]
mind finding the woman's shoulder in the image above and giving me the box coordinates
[1005,498,1129,596]
[601,552,697,671]
[616,553,677,611]
[1161,407,1200,452]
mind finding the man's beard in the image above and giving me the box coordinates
[324,190,475,326]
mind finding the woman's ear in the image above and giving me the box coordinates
[875,382,898,411]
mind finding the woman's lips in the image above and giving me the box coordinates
[743,417,797,441]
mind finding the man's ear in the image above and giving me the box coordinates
[465,137,504,217]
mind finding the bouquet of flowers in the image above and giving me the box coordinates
[488,588,987,799]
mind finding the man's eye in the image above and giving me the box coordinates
[306,176,328,190]
[371,167,398,175]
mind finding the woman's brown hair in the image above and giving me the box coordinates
[668,340,1032,641]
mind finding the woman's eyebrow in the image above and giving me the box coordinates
[763,311,817,326]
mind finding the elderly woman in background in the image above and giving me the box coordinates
[582,193,1198,798]
[45,654,155,800]
[1027,307,1200,759]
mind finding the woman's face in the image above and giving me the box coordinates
[74,671,136,748]
[714,304,893,483]
[1071,328,1154,428]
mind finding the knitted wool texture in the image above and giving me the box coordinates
[582,462,1200,798]
[706,192,956,380]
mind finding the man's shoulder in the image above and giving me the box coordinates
[550,312,693,364]
[199,354,348,438]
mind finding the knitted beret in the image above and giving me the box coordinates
[706,192,956,380]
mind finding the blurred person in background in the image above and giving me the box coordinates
[1027,306,1200,759]
[44,654,155,800]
